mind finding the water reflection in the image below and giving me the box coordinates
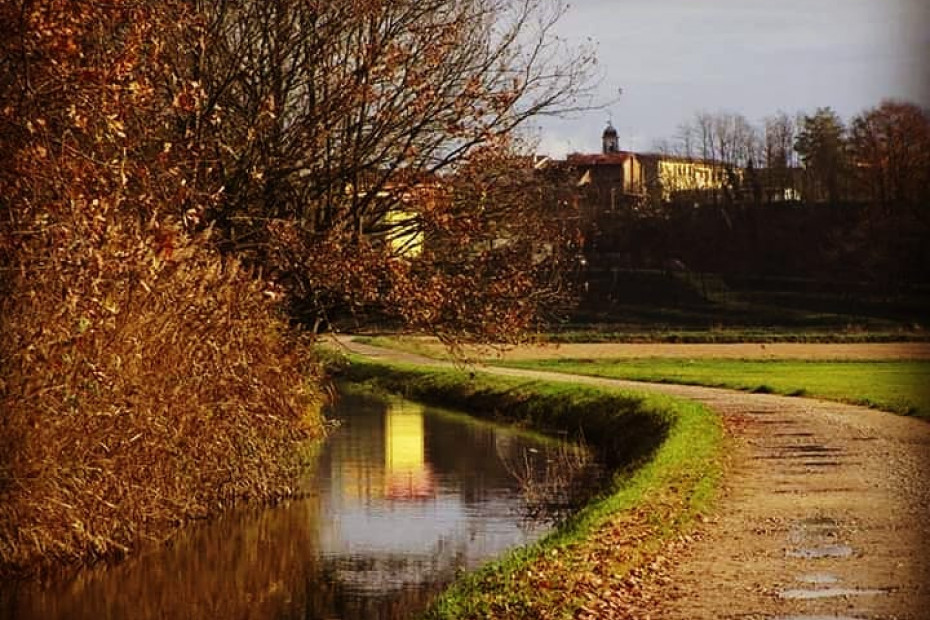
[385,403,434,500]
[0,391,603,620]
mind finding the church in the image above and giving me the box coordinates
[561,123,737,209]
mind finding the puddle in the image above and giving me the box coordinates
[786,544,854,559]
[796,573,839,584]
[787,445,841,453]
[773,487,856,494]
[797,516,839,528]
[778,587,887,600]
[772,616,866,620]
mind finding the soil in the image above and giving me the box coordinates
[334,336,930,619]
[563,380,930,620]
[383,338,930,362]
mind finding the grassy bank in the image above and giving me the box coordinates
[496,359,930,420]
[339,357,723,619]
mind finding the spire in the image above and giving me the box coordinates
[602,121,619,154]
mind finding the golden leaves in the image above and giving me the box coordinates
[0,0,329,577]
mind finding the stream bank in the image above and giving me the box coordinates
[339,356,724,619]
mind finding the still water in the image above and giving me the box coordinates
[1,391,603,620]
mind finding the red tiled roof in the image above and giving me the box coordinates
[565,151,632,165]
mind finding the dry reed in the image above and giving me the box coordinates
[0,220,326,578]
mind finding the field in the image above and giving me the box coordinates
[495,359,930,420]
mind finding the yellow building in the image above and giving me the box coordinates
[348,172,438,257]
[383,207,424,257]
[639,153,737,205]
[562,124,743,209]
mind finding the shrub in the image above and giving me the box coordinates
[0,0,325,577]
[0,220,325,577]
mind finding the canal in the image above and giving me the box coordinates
[0,390,604,620]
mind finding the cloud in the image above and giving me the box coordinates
[539,0,927,149]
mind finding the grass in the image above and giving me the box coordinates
[542,326,930,344]
[336,356,723,619]
[356,325,930,359]
[494,359,930,420]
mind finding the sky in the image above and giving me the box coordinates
[532,0,930,157]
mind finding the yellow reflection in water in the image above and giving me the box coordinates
[337,457,385,502]
[384,401,433,499]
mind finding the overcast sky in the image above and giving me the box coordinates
[532,0,930,157]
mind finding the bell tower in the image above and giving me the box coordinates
[602,121,619,153]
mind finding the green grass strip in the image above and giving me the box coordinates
[338,356,723,619]
[496,359,930,421]
[542,328,930,344]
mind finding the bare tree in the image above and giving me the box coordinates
[693,112,715,161]
[759,112,799,202]
[763,112,797,168]
[159,0,597,338]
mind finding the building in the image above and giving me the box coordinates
[560,123,742,209]
[562,123,646,211]
[638,152,736,206]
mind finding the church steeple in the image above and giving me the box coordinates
[602,121,619,153]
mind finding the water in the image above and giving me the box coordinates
[778,587,887,600]
[1,391,604,620]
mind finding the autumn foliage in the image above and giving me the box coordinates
[164,0,594,339]
[271,143,583,344]
[0,1,323,576]
[0,0,593,575]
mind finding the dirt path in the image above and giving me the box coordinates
[334,336,930,619]
[371,337,930,361]
[490,341,930,362]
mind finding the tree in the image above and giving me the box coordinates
[795,107,848,203]
[845,100,930,285]
[0,0,592,576]
[664,111,759,205]
[760,112,799,203]
[763,112,797,169]
[0,0,326,574]
[849,100,930,213]
[161,0,596,340]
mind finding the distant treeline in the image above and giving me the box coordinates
[586,201,929,289]
[581,100,930,293]
[653,102,930,210]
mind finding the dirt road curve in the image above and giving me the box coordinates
[335,337,930,620]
